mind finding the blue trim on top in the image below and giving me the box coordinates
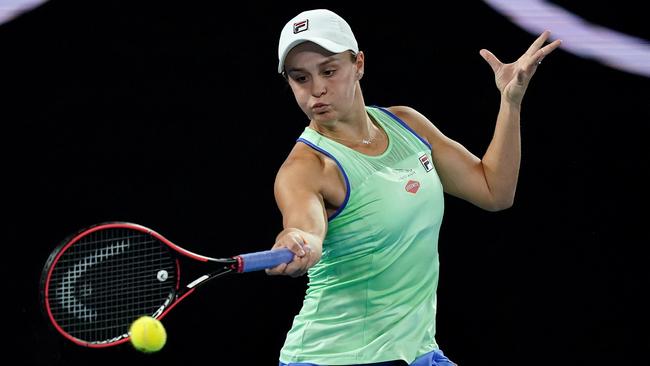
[372,106,432,150]
[296,137,351,222]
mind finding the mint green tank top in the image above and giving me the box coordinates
[279,106,445,365]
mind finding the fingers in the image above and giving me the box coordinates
[265,263,287,276]
[284,253,312,277]
[479,49,502,73]
[528,31,562,67]
[265,231,311,276]
[481,30,562,74]
[266,250,310,276]
[538,38,562,60]
[525,30,551,56]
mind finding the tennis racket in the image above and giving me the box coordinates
[39,221,294,348]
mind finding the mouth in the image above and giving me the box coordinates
[311,103,329,113]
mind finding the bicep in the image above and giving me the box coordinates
[390,106,498,210]
[429,130,497,209]
[274,157,328,240]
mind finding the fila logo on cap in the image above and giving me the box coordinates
[293,20,308,34]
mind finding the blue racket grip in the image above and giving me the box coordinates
[236,248,295,273]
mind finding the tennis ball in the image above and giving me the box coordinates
[129,316,167,353]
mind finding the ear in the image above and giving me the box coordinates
[355,51,365,79]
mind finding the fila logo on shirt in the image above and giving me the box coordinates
[419,154,433,172]
[293,20,308,34]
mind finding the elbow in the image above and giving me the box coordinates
[494,199,514,211]
[485,194,515,212]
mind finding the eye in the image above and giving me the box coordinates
[323,69,336,77]
[290,74,308,83]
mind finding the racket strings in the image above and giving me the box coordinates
[52,244,173,264]
[47,228,177,343]
[53,256,176,295]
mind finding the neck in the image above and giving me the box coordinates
[312,110,381,146]
[309,85,371,142]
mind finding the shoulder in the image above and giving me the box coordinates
[282,142,326,169]
[275,142,326,190]
[385,105,441,145]
[385,105,431,129]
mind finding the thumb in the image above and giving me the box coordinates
[288,233,308,256]
[479,49,501,73]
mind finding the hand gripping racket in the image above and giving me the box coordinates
[39,222,294,347]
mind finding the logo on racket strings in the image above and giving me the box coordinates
[58,240,130,322]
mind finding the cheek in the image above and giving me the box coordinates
[338,77,357,101]
[290,86,312,114]
[289,84,307,102]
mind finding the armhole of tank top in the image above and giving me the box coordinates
[371,106,433,151]
[296,137,351,221]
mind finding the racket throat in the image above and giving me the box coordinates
[186,268,233,290]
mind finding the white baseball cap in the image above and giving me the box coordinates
[277,9,359,74]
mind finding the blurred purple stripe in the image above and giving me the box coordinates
[484,0,650,78]
[0,0,48,25]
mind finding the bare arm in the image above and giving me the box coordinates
[477,30,561,208]
[266,147,328,277]
[388,31,561,211]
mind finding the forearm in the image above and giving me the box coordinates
[481,97,521,209]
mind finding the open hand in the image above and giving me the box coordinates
[480,30,562,104]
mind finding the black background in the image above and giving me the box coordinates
[3,0,648,365]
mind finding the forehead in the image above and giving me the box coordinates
[285,42,342,68]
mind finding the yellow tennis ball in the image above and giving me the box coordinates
[129,316,167,353]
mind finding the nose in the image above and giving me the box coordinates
[311,76,326,98]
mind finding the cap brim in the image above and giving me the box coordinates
[278,37,354,73]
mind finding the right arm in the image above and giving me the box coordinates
[265,147,328,277]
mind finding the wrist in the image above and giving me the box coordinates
[500,96,522,111]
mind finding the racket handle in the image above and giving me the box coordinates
[237,248,294,273]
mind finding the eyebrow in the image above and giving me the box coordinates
[285,56,340,74]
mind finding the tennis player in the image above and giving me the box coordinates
[266,9,561,366]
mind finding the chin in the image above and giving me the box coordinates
[311,109,337,122]
[313,114,336,124]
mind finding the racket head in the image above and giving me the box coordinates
[40,222,180,347]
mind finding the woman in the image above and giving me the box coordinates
[266,8,561,366]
